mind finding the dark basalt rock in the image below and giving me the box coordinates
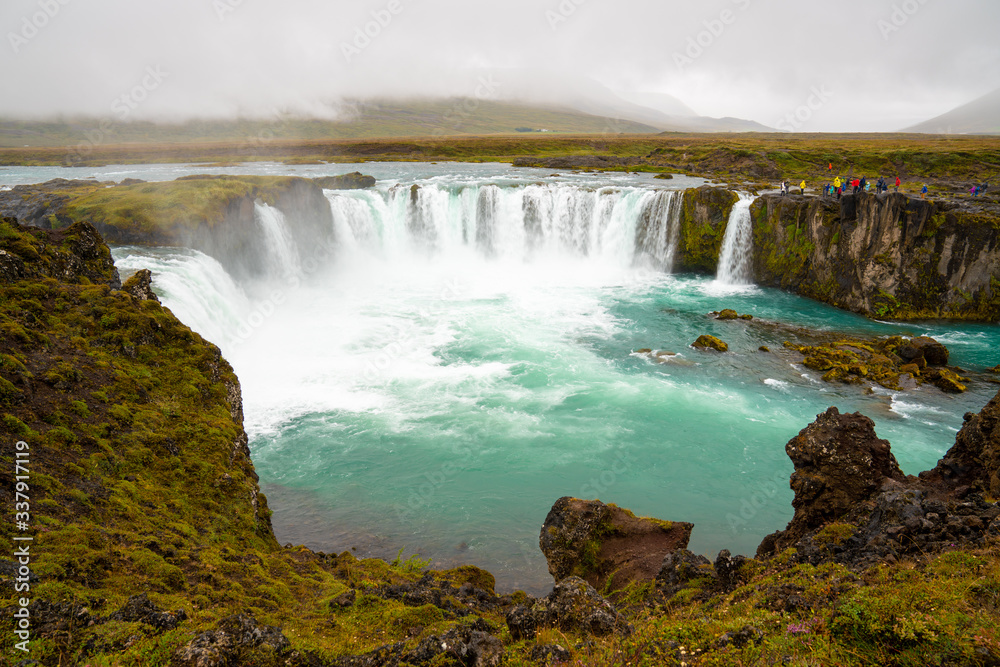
[758,389,1000,569]
[898,335,950,366]
[926,391,1000,495]
[505,605,538,641]
[530,644,572,664]
[375,570,502,617]
[540,497,693,594]
[758,407,905,557]
[121,269,160,303]
[332,621,503,667]
[107,593,185,631]
[532,576,630,637]
[173,614,290,667]
[656,549,714,599]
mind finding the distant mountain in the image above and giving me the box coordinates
[904,88,1000,135]
[453,69,776,133]
[0,100,662,148]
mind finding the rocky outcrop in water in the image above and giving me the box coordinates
[675,186,739,273]
[692,334,729,352]
[783,334,969,393]
[539,497,693,594]
[749,192,1000,321]
[313,172,376,190]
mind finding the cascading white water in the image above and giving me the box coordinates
[634,190,683,272]
[255,203,301,278]
[716,194,757,285]
[112,247,251,348]
[323,183,684,267]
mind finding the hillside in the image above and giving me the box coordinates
[0,100,661,150]
[905,88,1000,135]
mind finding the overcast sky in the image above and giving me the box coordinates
[3,0,999,132]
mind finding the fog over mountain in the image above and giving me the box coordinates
[2,0,999,132]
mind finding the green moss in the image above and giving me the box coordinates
[676,187,739,272]
[61,175,308,237]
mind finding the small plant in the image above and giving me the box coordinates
[390,547,432,572]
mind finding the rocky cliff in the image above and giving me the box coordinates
[674,186,739,273]
[1,175,341,280]
[749,192,1000,321]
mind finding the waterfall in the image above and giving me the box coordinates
[255,203,301,279]
[112,247,250,350]
[634,190,683,272]
[716,194,757,285]
[323,183,685,268]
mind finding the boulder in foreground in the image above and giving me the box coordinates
[540,497,693,594]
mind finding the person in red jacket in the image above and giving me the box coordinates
[895,176,901,192]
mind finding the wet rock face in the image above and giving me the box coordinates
[759,407,905,556]
[539,497,693,593]
[928,391,1000,495]
[750,192,1000,322]
[898,336,950,366]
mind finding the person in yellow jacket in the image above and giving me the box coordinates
[800,180,806,195]
[834,176,842,200]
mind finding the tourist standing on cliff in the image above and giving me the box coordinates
[922,184,929,199]
[834,176,842,199]
[895,176,901,192]
[800,180,806,195]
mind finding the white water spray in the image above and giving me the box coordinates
[255,203,301,278]
[323,182,683,267]
[716,194,757,285]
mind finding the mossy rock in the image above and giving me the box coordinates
[692,335,729,352]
